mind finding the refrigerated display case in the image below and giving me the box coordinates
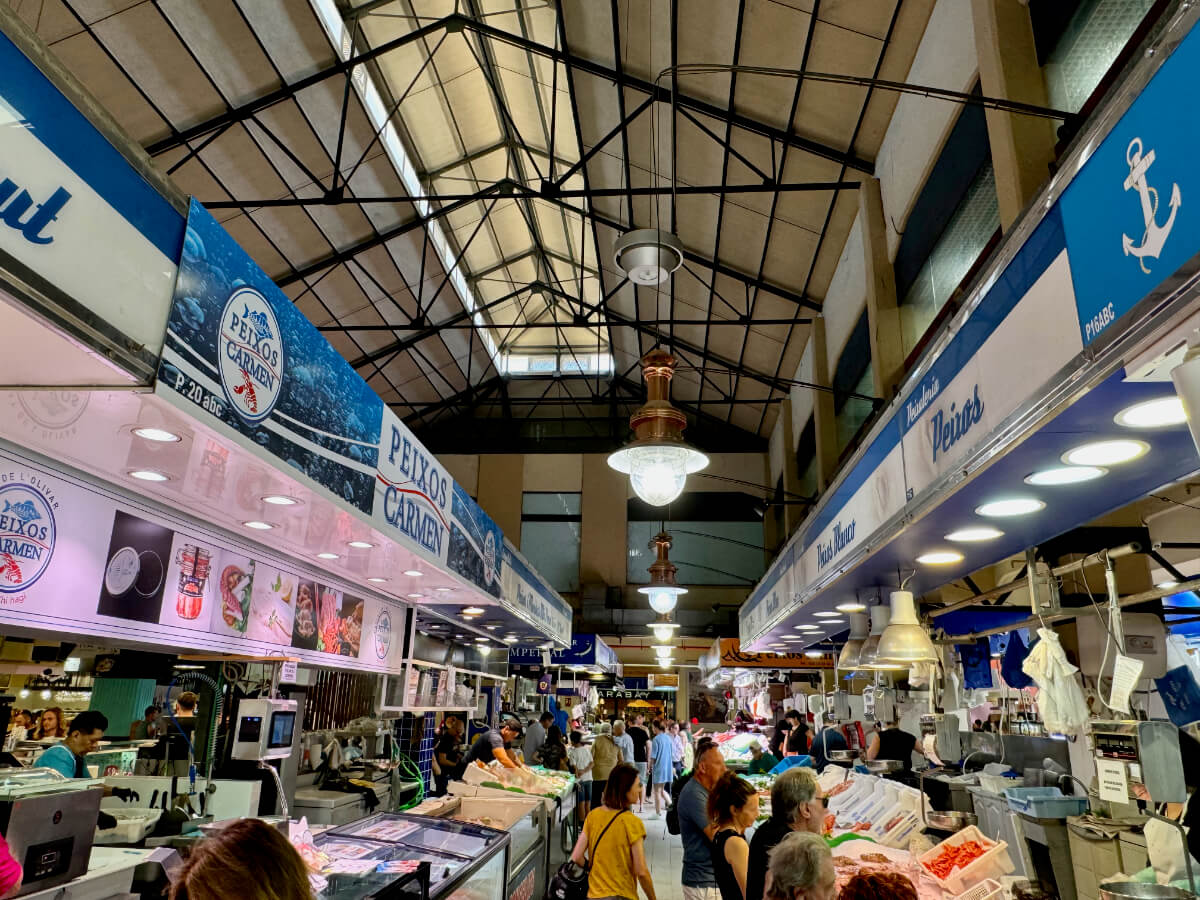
[317,812,509,900]
[436,796,548,900]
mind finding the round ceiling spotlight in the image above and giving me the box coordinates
[613,228,684,285]
[1025,466,1106,486]
[945,526,1004,542]
[976,497,1045,518]
[1115,397,1187,428]
[1062,439,1149,467]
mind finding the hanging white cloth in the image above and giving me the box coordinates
[1022,627,1089,733]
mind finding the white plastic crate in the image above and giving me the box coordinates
[956,878,1004,900]
[918,825,1014,895]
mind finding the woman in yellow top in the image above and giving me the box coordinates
[570,763,656,900]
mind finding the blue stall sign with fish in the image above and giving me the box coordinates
[157,200,382,514]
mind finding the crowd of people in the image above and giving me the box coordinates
[3,706,69,750]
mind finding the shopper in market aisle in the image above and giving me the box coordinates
[669,721,686,776]
[649,719,675,816]
[568,730,594,820]
[705,772,759,900]
[539,724,569,771]
[169,817,311,900]
[677,741,728,900]
[864,718,922,771]
[629,713,651,811]
[613,718,635,765]
[434,714,466,795]
[746,768,825,900]
[524,710,552,764]
[128,705,161,740]
[769,715,790,760]
[592,721,621,810]
[464,717,523,769]
[33,706,66,740]
[764,832,835,900]
[569,764,657,900]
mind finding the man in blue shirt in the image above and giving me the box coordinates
[39,710,108,779]
[678,741,727,900]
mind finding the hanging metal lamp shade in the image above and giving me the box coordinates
[876,590,938,663]
[607,351,709,507]
[649,615,681,643]
[837,612,871,669]
[638,531,687,614]
[859,605,907,670]
[613,229,684,285]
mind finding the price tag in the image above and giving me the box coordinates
[1097,758,1130,802]
[1109,654,1145,714]
[280,659,298,683]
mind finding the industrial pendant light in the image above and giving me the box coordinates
[613,229,685,285]
[649,615,681,643]
[836,612,870,669]
[858,606,906,670]
[638,531,687,614]
[607,350,709,506]
[876,591,938,663]
[653,643,674,659]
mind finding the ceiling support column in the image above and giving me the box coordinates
[774,397,805,538]
[860,177,905,400]
[809,317,840,493]
[972,0,1058,231]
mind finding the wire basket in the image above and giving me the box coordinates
[956,878,1004,900]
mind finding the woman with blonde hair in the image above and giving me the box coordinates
[33,707,66,740]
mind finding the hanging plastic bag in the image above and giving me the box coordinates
[1023,627,1089,733]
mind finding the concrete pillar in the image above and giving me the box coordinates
[580,454,627,589]
[476,454,524,547]
[774,398,805,537]
[809,318,839,492]
[860,178,905,399]
[972,0,1058,231]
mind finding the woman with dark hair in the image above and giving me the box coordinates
[770,716,791,759]
[837,872,917,900]
[540,724,569,771]
[706,771,760,900]
[784,710,808,757]
[169,818,310,900]
[569,763,656,900]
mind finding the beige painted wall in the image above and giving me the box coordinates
[476,455,524,548]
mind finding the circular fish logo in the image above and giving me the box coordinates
[0,482,56,593]
[218,287,283,426]
[373,609,392,660]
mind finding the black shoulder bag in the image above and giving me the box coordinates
[545,809,628,900]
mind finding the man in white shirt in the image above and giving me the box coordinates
[612,718,635,764]
[566,730,593,819]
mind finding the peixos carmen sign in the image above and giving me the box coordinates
[217,288,283,426]
[0,475,57,594]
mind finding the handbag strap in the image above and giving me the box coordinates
[584,809,628,873]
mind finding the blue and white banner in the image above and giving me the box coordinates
[157,200,382,514]
[448,482,503,598]
[500,541,572,646]
[1061,23,1200,347]
[509,632,614,670]
[0,30,183,358]
[373,408,451,568]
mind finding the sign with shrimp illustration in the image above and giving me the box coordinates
[218,287,282,425]
[0,478,56,594]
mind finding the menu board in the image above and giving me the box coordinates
[0,448,404,673]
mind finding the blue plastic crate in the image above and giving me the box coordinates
[1003,786,1088,818]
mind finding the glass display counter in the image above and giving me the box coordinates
[318,813,510,900]
[437,796,549,900]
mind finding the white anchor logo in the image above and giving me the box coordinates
[1122,137,1182,274]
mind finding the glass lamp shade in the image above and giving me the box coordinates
[876,590,938,663]
[639,584,687,614]
[836,613,871,669]
[650,621,680,642]
[859,606,906,670]
[653,644,674,658]
[608,443,709,507]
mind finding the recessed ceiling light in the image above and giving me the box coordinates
[133,426,180,443]
[1158,580,1180,590]
[780,635,806,642]
[917,550,964,565]
[347,540,374,549]
[502,636,519,643]
[794,624,819,631]
[768,643,786,648]
[976,497,1045,518]
[1063,439,1150,467]
[407,593,423,599]
[367,577,388,583]
[262,495,300,506]
[462,606,485,615]
[805,651,824,658]
[486,625,500,630]
[243,520,274,530]
[316,552,340,560]
[435,587,452,592]
[129,469,169,482]
[403,569,423,577]
[814,611,842,618]
[836,602,866,613]
[1025,465,1107,486]
[1116,396,1187,428]
[945,526,1005,542]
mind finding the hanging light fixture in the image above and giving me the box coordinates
[608,350,709,506]
[858,605,906,670]
[876,591,938,663]
[649,615,681,643]
[836,613,870,669]
[653,644,674,659]
[638,531,687,614]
